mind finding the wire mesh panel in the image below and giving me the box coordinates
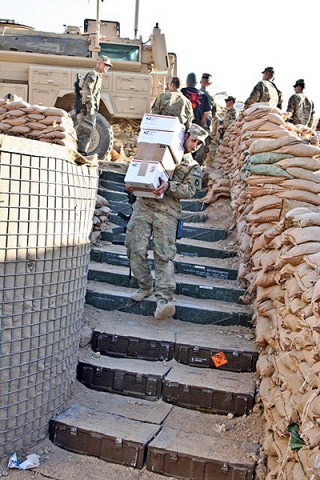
[0,136,98,457]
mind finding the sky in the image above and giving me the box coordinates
[2,0,320,118]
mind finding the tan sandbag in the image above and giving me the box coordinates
[311,279,320,303]
[254,269,277,287]
[252,195,283,214]
[243,103,282,119]
[281,199,319,218]
[248,135,301,154]
[5,116,27,126]
[294,263,319,290]
[27,130,43,138]
[260,250,280,271]
[43,107,67,116]
[26,121,47,130]
[4,100,30,110]
[256,315,273,347]
[247,208,281,224]
[279,178,320,194]
[285,167,320,183]
[0,122,10,131]
[246,175,285,186]
[295,213,320,228]
[283,226,320,245]
[247,185,285,198]
[242,129,289,140]
[275,143,320,157]
[277,156,320,171]
[10,125,32,134]
[304,252,320,269]
[4,109,25,117]
[256,352,275,377]
[26,113,46,121]
[277,189,320,206]
[285,276,302,298]
[281,242,320,265]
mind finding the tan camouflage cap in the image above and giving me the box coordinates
[99,55,113,66]
[188,124,208,144]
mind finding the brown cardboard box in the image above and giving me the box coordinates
[135,143,176,178]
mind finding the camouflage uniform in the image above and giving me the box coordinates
[245,80,282,109]
[152,91,194,130]
[76,69,103,152]
[222,107,238,130]
[287,93,315,127]
[125,155,201,302]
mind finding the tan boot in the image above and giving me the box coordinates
[130,288,153,302]
[154,300,175,320]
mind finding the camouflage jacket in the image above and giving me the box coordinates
[133,154,202,219]
[81,69,103,110]
[287,93,315,127]
[222,107,239,129]
[152,91,194,130]
[245,80,282,109]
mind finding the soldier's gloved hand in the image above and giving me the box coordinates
[153,178,169,196]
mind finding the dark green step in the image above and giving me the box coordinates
[100,170,127,183]
[85,282,251,326]
[88,263,244,304]
[108,211,208,226]
[98,236,237,258]
[108,199,207,213]
[90,249,238,280]
[91,311,257,372]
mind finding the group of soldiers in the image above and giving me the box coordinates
[76,57,316,321]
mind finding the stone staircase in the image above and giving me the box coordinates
[49,168,261,479]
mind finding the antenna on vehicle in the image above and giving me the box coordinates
[134,0,139,39]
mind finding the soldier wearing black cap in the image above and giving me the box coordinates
[76,56,112,155]
[219,96,239,140]
[244,66,282,110]
[287,79,315,127]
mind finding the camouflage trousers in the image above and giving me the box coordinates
[75,110,97,152]
[125,204,178,302]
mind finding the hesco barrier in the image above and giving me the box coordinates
[0,135,98,458]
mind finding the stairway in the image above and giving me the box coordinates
[49,168,261,479]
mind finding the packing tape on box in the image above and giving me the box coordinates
[138,160,149,176]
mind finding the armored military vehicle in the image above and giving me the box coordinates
[0,5,176,158]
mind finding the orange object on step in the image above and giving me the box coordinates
[211,351,228,368]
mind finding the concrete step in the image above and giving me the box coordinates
[91,244,238,280]
[86,281,252,326]
[90,308,257,372]
[88,262,245,304]
[76,349,256,416]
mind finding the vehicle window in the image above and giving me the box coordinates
[100,43,140,62]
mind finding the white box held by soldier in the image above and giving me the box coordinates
[124,159,169,199]
[135,143,176,179]
[140,114,183,132]
[137,128,184,163]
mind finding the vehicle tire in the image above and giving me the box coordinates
[70,111,114,160]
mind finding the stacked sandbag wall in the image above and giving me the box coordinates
[0,98,77,151]
[0,135,98,457]
[228,104,320,479]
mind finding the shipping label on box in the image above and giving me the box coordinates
[137,128,184,163]
[124,160,169,199]
[140,113,183,132]
[135,143,176,178]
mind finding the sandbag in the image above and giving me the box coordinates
[279,179,320,194]
[245,164,293,178]
[275,143,320,157]
[281,242,320,265]
[285,167,320,183]
[248,136,301,154]
[277,156,320,171]
[249,152,294,165]
[283,226,320,245]
[277,189,320,206]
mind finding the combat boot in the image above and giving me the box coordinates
[130,288,153,302]
[154,300,175,320]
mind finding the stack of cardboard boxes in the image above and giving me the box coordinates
[124,114,185,199]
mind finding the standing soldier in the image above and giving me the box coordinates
[152,76,194,130]
[181,73,211,127]
[218,96,239,140]
[76,55,112,155]
[245,67,282,109]
[125,124,208,320]
[287,79,315,127]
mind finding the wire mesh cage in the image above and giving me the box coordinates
[0,136,98,457]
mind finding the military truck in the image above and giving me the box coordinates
[0,9,177,158]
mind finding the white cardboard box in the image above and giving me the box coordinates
[124,159,169,199]
[140,113,183,132]
[134,143,176,178]
[137,128,184,163]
